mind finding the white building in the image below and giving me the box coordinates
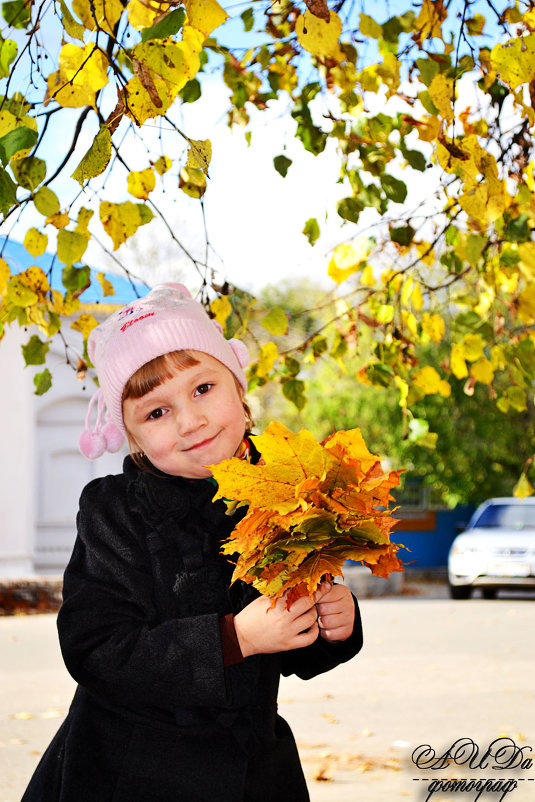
[0,323,128,578]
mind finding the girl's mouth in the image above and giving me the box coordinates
[185,433,219,452]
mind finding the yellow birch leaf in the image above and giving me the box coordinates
[513,472,534,499]
[5,276,38,307]
[72,0,123,33]
[257,342,278,378]
[360,264,375,287]
[462,333,485,361]
[184,0,228,38]
[428,73,454,121]
[186,139,212,176]
[57,229,88,264]
[75,207,94,237]
[491,33,535,90]
[295,9,344,61]
[518,242,535,279]
[261,307,288,336]
[378,52,401,96]
[46,44,108,109]
[490,345,506,370]
[416,114,441,143]
[518,284,535,324]
[96,272,115,297]
[46,211,70,229]
[127,168,156,200]
[421,312,445,343]
[18,266,50,299]
[128,0,170,30]
[401,275,413,308]
[416,241,435,266]
[179,165,206,198]
[34,186,60,217]
[328,240,371,284]
[402,310,418,336]
[210,295,232,326]
[415,0,447,40]
[450,343,468,379]
[70,313,99,339]
[154,155,172,175]
[24,228,48,258]
[72,126,111,185]
[0,257,10,295]
[471,357,494,385]
[413,365,451,397]
[411,283,424,311]
[99,200,154,250]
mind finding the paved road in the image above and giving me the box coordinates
[1,585,534,802]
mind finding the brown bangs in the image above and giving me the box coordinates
[122,350,201,402]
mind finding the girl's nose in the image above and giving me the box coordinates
[174,404,206,436]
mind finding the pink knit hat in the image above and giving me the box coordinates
[79,283,249,459]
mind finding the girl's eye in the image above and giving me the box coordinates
[147,408,165,420]
[195,383,213,396]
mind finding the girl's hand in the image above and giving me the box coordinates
[234,585,330,657]
[315,582,355,643]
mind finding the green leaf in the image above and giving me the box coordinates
[33,368,52,395]
[282,378,306,411]
[337,196,362,223]
[21,334,50,366]
[261,306,288,336]
[365,362,394,387]
[2,0,30,28]
[11,156,46,190]
[57,229,88,264]
[59,0,85,41]
[380,174,407,203]
[72,126,112,186]
[416,57,439,87]
[141,8,186,41]
[273,155,292,177]
[181,78,201,103]
[0,166,17,216]
[302,217,320,245]
[62,263,90,292]
[401,144,426,172]
[390,224,415,246]
[241,7,254,32]
[0,33,17,78]
[33,186,60,216]
[0,126,37,166]
[359,13,382,39]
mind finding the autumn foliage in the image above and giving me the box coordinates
[209,422,404,604]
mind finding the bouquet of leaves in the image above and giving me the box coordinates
[209,422,404,605]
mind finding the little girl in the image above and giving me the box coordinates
[23,283,363,802]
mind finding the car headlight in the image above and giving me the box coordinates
[450,543,479,556]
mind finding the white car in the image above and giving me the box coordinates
[448,497,535,599]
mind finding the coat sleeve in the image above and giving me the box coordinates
[280,592,363,680]
[57,477,231,712]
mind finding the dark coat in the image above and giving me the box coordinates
[23,457,363,802]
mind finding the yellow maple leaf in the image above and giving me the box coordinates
[212,422,403,603]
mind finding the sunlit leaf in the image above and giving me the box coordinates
[127,167,156,200]
[72,126,111,185]
[183,0,228,37]
[261,306,288,336]
[513,472,534,499]
[296,9,344,61]
[57,229,88,264]
[257,341,279,378]
[33,187,60,217]
[46,44,108,108]
[71,313,99,339]
[23,228,48,258]
[59,0,85,41]
[99,200,154,249]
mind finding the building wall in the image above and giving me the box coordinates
[0,325,127,578]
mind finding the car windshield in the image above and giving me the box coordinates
[471,504,535,530]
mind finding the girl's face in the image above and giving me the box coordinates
[122,352,246,479]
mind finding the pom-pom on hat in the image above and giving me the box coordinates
[79,282,249,458]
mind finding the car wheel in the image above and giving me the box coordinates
[449,584,472,599]
[482,588,497,599]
